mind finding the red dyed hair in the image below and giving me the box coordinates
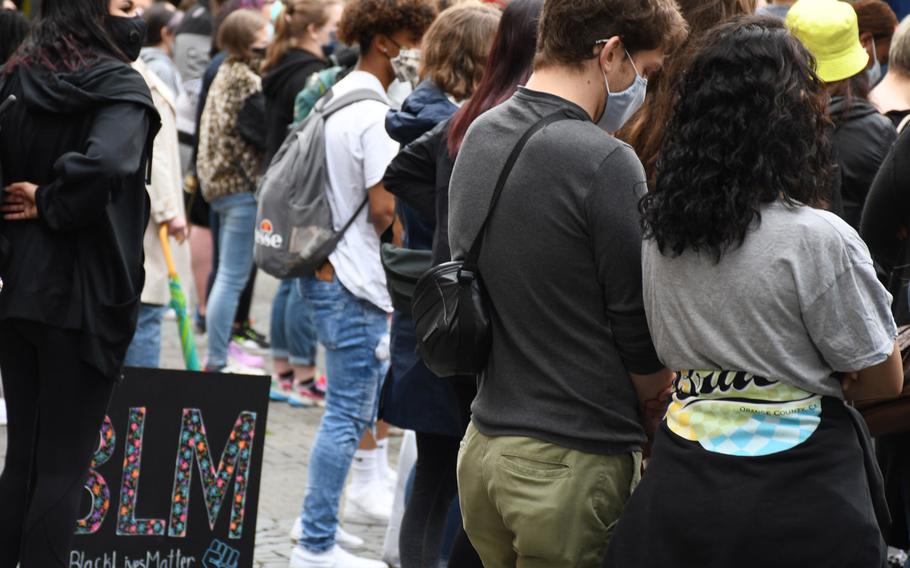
[446,0,543,158]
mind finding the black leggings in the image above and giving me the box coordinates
[399,432,483,568]
[0,320,114,567]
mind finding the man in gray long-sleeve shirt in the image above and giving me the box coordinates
[449,0,687,565]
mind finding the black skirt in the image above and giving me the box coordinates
[605,386,886,567]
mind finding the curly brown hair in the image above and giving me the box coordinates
[421,3,501,100]
[337,0,438,51]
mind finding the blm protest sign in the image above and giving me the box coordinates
[70,368,270,568]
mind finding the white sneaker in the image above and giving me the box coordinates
[336,526,365,550]
[289,517,365,550]
[221,364,268,376]
[285,390,317,408]
[381,467,397,492]
[289,544,386,568]
[0,398,6,426]
[343,481,393,526]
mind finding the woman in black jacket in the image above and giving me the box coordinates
[862,125,910,279]
[860,125,910,561]
[262,0,341,164]
[0,0,159,564]
[262,0,341,398]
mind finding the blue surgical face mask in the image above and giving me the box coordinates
[867,44,883,86]
[598,50,647,134]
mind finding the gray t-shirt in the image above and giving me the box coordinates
[643,200,896,398]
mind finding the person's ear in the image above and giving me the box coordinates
[307,22,321,41]
[860,31,874,51]
[598,36,622,74]
[375,34,392,56]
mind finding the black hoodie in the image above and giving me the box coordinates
[0,59,160,380]
[829,95,896,229]
[262,48,327,164]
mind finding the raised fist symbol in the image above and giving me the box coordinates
[202,539,240,568]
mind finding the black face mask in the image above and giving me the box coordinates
[107,15,148,62]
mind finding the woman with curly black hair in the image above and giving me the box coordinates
[604,16,902,568]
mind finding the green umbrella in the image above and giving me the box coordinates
[159,225,201,371]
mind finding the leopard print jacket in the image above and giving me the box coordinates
[198,58,264,202]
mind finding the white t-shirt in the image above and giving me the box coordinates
[324,71,399,312]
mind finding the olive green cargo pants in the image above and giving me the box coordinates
[456,423,641,568]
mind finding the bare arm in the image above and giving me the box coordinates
[368,181,396,238]
[842,342,904,401]
[629,368,675,439]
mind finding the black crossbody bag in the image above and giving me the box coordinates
[411,110,577,377]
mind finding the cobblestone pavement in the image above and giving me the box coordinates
[0,272,401,567]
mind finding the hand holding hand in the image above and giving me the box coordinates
[2,182,39,221]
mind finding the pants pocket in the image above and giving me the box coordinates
[303,279,346,350]
[498,454,571,480]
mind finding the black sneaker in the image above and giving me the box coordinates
[194,310,206,335]
[233,322,270,352]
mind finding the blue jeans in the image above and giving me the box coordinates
[205,193,257,369]
[297,276,389,552]
[270,279,317,366]
[124,304,169,368]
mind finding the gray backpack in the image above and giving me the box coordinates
[254,87,387,278]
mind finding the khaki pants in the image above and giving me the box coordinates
[456,423,641,568]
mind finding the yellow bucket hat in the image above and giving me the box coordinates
[786,0,870,82]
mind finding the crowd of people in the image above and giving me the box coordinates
[2,0,910,566]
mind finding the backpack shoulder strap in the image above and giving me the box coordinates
[898,113,910,135]
[311,88,388,240]
[316,87,388,119]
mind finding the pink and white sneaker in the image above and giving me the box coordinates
[296,375,327,407]
[229,341,265,370]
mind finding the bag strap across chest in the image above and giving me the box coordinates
[461,109,579,275]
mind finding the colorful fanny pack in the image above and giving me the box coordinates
[666,370,823,457]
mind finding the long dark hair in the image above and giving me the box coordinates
[0,9,30,66]
[618,0,754,185]
[6,0,128,72]
[446,0,543,158]
[641,16,834,261]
